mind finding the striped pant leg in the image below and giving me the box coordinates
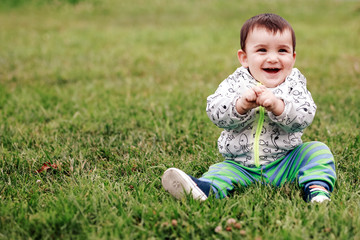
[265,141,336,191]
[198,161,262,199]
[295,141,336,191]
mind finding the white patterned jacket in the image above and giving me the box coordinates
[206,67,317,167]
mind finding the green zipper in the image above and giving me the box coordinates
[254,106,265,167]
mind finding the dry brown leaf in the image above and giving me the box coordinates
[36,162,58,173]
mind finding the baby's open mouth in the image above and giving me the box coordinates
[263,68,280,73]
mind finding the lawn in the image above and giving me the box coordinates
[0,0,359,239]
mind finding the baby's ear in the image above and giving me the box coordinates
[237,50,248,67]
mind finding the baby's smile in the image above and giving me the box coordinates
[263,68,281,74]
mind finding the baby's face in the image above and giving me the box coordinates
[238,27,296,88]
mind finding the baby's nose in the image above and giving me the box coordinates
[266,53,279,62]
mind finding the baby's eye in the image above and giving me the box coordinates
[279,49,288,53]
[257,48,266,52]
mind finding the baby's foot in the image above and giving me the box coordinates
[162,168,209,201]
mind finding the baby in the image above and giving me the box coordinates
[162,13,336,203]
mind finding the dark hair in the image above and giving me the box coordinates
[240,13,296,52]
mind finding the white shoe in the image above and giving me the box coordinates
[311,195,331,203]
[161,168,208,201]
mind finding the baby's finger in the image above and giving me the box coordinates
[262,99,272,108]
[258,85,267,90]
[252,86,264,96]
[245,89,257,101]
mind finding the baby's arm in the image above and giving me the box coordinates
[267,70,317,132]
[206,74,258,130]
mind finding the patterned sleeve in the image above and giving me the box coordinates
[206,70,257,130]
[268,69,317,132]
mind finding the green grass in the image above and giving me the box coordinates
[1,0,360,239]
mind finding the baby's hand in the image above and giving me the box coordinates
[235,88,259,114]
[254,87,285,116]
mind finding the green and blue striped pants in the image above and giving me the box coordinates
[199,141,336,199]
